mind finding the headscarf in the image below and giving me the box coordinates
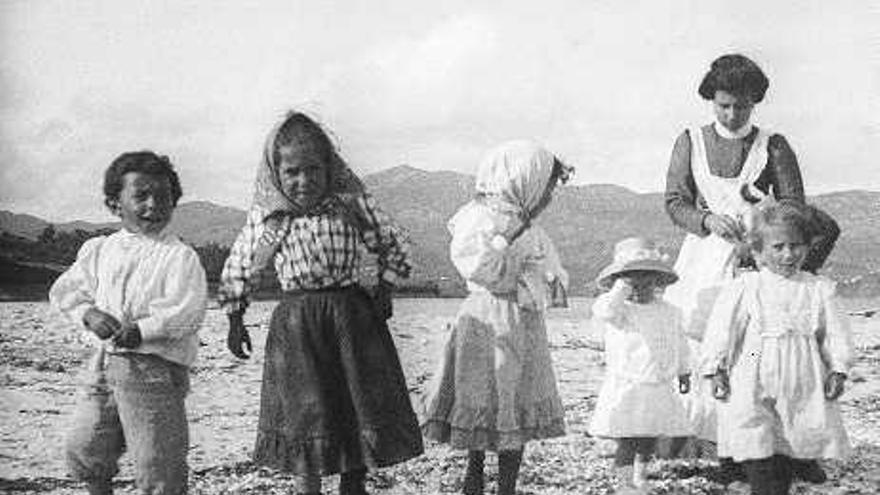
[249,112,366,268]
[474,140,560,220]
[252,111,365,220]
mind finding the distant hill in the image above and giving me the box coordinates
[2,165,879,298]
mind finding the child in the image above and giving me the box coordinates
[422,141,572,495]
[49,151,208,495]
[219,111,423,495]
[701,201,852,495]
[589,237,692,493]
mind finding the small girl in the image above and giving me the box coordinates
[422,141,572,495]
[701,201,852,495]
[219,111,423,495]
[589,237,692,493]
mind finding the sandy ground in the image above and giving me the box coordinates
[1,297,879,494]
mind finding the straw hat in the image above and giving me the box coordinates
[596,237,678,289]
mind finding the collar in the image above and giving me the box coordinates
[714,119,753,139]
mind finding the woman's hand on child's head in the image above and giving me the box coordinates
[705,213,744,242]
[227,312,252,359]
[82,307,121,340]
[824,371,847,401]
[112,323,142,349]
[678,374,691,394]
[711,370,731,401]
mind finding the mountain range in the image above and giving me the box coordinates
[2,165,879,297]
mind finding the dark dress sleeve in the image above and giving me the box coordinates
[753,134,805,201]
[665,130,710,236]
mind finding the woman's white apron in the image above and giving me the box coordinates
[664,125,770,441]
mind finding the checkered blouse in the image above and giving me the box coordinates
[219,193,411,313]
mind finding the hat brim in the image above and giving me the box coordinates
[596,260,679,290]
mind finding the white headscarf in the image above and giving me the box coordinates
[474,140,557,219]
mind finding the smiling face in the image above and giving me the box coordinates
[712,90,755,132]
[755,223,809,278]
[110,172,175,236]
[277,143,330,211]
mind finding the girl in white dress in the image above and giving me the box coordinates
[701,201,852,495]
[422,140,572,495]
[589,237,692,493]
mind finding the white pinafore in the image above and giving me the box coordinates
[664,124,771,441]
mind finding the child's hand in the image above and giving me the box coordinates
[611,277,634,295]
[371,280,394,320]
[501,215,530,243]
[112,322,142,349]
[227,312,252,359]
[678,374,691,394]
[711,370,731,401]
[824,371,847,401]
[82,308,121,340]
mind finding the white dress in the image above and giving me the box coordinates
[421,201,567,450]
[589,284,693,438]
[664,125,771,441]
[701,270,852,461]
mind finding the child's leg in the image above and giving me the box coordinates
[111,355,190,495]
[462,450,485,495]
[771,455,793,494]
[743,457,780,495]
[613,438,638,489]
[497,448,523,495]
[338,468,364,495]
[632,438,657,487]
[65,355,125,494]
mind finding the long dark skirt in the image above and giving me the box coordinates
[253,287,423,475]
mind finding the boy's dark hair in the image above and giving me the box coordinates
[272,112,336,166]
[748,200,815,252]
[698,54,770,103]
[103,151,183,205]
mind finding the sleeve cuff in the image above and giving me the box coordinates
[136,317,163,341]
[380,269,399,285]
[490,235,509,251]
[71,304,93,329]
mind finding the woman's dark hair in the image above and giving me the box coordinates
[272,112,335,165]
[698,54,770,103]
[103,151,183,205]
[748,200,815,252]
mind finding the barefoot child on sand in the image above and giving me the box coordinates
[589,237,692,493]
[50,151,208,495]
[219,111,423,495]
[422,141,572,495]
[702,201,852,495]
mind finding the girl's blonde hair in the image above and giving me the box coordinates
[747,200,815,252]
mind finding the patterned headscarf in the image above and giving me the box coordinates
[474,140,565,220]
[252,111,365,220]
[249,112,366,270]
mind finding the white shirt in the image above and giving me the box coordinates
[49,229,208,367]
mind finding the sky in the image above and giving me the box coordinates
[1,0,878,222]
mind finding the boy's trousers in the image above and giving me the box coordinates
[66,349,190,495]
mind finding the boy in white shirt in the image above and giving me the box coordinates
[50,151,207,495]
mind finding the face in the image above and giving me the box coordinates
[110,172,175,236]
[755,223,809,277]
[277,143,330,210]
[712,90,755,132]
[620,270,667,303]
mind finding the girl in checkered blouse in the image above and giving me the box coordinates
[219,111,423,495]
